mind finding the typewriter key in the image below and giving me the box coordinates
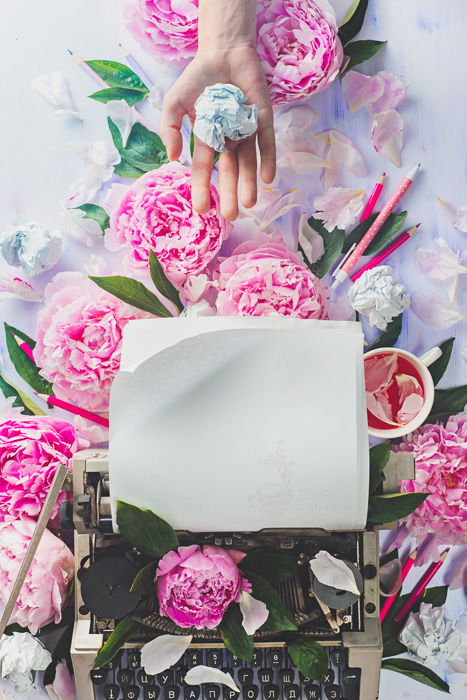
[324,686,341,699]
[321,670,335,685]
[206,650,222,667]
[144,689,160,700]
[123,686,140,700]
[238,669,254,685]
[251,649,263,666]
[104,685,121,700]
[243,684,259,700]
[279,669,295,684]
[157,671,174,687]
[258,668,274,684]
[284,684,300,699]
[164,687,180,700]
[222,689,237,700]
[187,650,203,667]
[185,688,200,700]
[203,684,220,700]
[304,684,321,699]
[138,671,155,685]
[91,668,109,685]
[330,650,345,667]
[129,652,141,669]
[118,669,134,686]
[267,649,284,667]
[262,684,280,700]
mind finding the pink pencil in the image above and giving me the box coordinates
[333,164,420,288]
[36,393,109,428]
[11,333,35,361]
[360,173,386,221]
[67,49,107,88]
[350,224,420,283]
[380,547,417,623]
[394,549,449,622]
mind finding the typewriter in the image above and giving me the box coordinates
[70,449,414,700]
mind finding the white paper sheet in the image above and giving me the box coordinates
[110,317,369,532]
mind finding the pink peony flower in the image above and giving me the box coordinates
[0,518,74,634]
[105,164,229,286]
[45,660,76,700]
[0,416,87,523]
[209,236,329,318]
[156,544,250,629]
[34,271,149,412]
[256,0,343,105]
[393,413,467,543]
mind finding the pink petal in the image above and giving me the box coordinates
[318,129,367,188]
[448,554,467,590]
[437,197,467,233]
[364,353,398,393]
[239,591,269,635]
[368,71,407,114]
[412,294,466,328]
[397,392,424,424]
[0,276,42,302]
[371,110,403,167]
[342,70,384,112]
[278,152,329,173]
[298,212,325,264]
[366,390,401,426]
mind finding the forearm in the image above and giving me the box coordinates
[198,0,257,51]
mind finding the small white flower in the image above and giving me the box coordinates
[0,632,52,691]
[348,265,410,330]
[105,100,138,147]
[67,140,120,205]
[399,604,462,668]
[314,187,365,232]
[0,222,62,277]
[32,72,83,120]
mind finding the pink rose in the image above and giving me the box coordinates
[0,518,74,634]
[45,660,76,700]
[256,0,343,105]
[0,416,86,523]
[393,413,467,543]
[156,544,250,629]
[208,237,329,318]
[105,164,229,286]
[34,271,149,412]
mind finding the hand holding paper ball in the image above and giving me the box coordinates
[194,84,259,152]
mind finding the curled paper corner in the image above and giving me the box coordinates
[309,550,360,595]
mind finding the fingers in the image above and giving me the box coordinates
[218,151,239,221]
[237,138,257,209]
[191,137,214,214]
[257,105,276,184]
[161,93,185,161]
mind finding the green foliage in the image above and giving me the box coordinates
[367,314,403,350]
[239,550,296,584]
[428,338,455,386]
[342,211,407,256]
[149,251,184,313]
[74,203,109,233]
[343,40,387,72]
[218,604,254,661]
[243,571,296,632]
[0,373,45,415]
[94,616,140,669]
[4,323,54,396]
[86,60,149,105]
[426,385,467,423]
[108,118,169,177]
[338,0,369,46]
[368,441,391,494]
[367,492,429,525]
[89,276,173,317]
[299,218,345,279]
[381,658,449,693]
[287,638,328,681]
[116,501,179,559]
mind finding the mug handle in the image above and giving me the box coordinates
[419,346,442,367]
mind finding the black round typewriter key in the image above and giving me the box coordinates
[128,652,141,669]
[342,668,360,685]
[304,684,321,699]
[361,564,377,580]
[222,688,238,700]
[258,668,274,684]
[206,650,223,667]
[185,687,201,700]
[284,684,300,699]
[251,649,263,667]
[330,650,345,667]
[91,668,109,685]
[144,689,160,700]
[176,667,188,685]
[324,686,341,700]
[164,687,180,700]
[243,684,259,700]
[238,669,254,685]
[299,672,312,684]
[117,669,134,686]
[157,671,174,687]
[203,684,221,700]
[267,649,284,668]
[187,650,203,667]
[123,687,141,700]
[104,684,121,699]
[321,669,334,685]
[227,653,242,668]
[279,669,295,684]
[262,684,280,700]
[138,671,155,686]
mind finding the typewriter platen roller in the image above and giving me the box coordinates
[70,449,413,700]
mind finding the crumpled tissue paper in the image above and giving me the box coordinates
[347,265,410,330]
[399,603,463,668]
[0,632,52,691]
[193,84,258,152]
[1,222,62,277]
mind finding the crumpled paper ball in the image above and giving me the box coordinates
[0,632,52,691]
[347,265,410,330]
[193,84,259,152]
[399,603,462,668]
[0,222,62,277]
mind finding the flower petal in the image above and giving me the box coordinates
[371,110,403,167]
[277,152,329,174]
[239,591,269,635]
[412,294,466,328]
[437,197,467,233]
[141,635,193,675]
[185,666,240,693]
[313,187,365,231]
[298,212,325,264]
[342,70,384,112]
[0,276,41,302]
[105,100,138,147]
[242,187,303,230]
[368,71,407,114]
[32,72,83,120]
[318,129,367,190]
[309,551,360,595]
[415,238,466,303]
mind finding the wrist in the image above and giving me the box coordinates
[198,0,257,52]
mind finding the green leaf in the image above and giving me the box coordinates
[85,60,148,92]
[4,323,54,396]
[338,0,369,46]
[287,638,328,681]
[381,658,449,693]
[130,562,157,596]
[342,211,407,256]
[0,373,45,415]
[108,118,169,174]
[382,638,407,658]
[343,40,387,72]
[300,218,345,279]
[149,251,184,313]
[94,616,140,669]
[243,570,297,632]
[367,492,429,525]
[116,501,179,559]
[114,159,146,179]
[426,385,467,423]
[239,550,296,583]
[89,86,149,105]
[428,338,455,386]
[218,603,254,661]
[89,276,173,317]
[368,314,403,351]
[368,441,391,494]
[74,203,109,233]
[382,586,448,643]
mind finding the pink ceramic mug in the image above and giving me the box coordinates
[364,346,442,439]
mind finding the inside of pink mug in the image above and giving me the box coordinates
[364,352,426,430]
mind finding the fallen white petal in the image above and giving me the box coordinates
[67,140,120,205]
[141,635,193,676]
[310,551,360,595]
[298,212,325,263]
[318,130,367,191]
[243,187,303,230]
[437,197,467,233]
[185,667,240,693]
[277,152,329,174]
[106,100,138,147]
[412,294,466,328]
[415,238,466,303]
[239,591,269,635]
[379,557,402,596]
[32,72,83,120]
[371,110,403,167]
[314,187,365,231]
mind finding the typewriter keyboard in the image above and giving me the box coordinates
[91,646,361,700]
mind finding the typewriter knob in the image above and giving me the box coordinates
[361,564,377,580]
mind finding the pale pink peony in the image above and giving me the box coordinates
[0,416,86,523]
[105,164,229,286]
[0,518,74,634]
[45,660,76,700]
[393,413,467,543]
[256,0,343,105]
[156,544,250,629]
[125,0,199,62]
[34,272,149,412]
[211,236,329,318]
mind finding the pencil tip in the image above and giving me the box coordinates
[66,48,73,54]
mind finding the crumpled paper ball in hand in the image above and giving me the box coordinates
[193,84,259,152]
[348,265,410,330]
[0,222,62,277]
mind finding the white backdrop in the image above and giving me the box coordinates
[0,1,465,698]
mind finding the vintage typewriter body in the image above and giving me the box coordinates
[70,449,413,700]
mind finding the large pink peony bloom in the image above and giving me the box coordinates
[34,272,149,412]
[0,518,74,634]
[210,237,329,318]
[105,164,229,286]
[393,413,467,543]
[0,416,86,523]
[156,544,250,629]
